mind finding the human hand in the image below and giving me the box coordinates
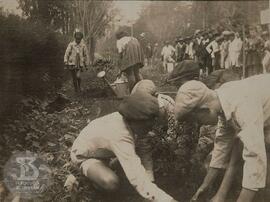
[210,195,225,202]
[190,187,205,202]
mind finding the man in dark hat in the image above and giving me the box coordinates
[167,60,200,86]
[70,92,178,202]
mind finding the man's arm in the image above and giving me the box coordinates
[64,43,72,64]
[161,47,165,56]
[111,135,174,202]
[206,43,213,55]
[237,188,256,202]
[136,135,154,182]
[211,139,243,202]
[191,116,234,201]
[209,116,234,170]
[191,168,221,202]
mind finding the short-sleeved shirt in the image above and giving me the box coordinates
[210,74,270,191]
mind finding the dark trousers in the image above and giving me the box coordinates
[123,64,143,91]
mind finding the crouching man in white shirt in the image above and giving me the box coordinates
[174,75,270,202]
[71,92,178,202]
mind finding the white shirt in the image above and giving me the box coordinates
[210,74,270,191]
[197,37,202,45]
[262,50,270,74]
[71,112,173,201]
[206,40,219,58]
[161,45,175,59]
[185,42,195,59]
[228,37,243,67]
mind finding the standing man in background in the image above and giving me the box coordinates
[220,31,231,69]
[145,42,153,68]
[245,27,264,76]
[186,37,196,60]
[262,31,270,45]
[206,35,223,71]
[263,40,270,73]
[161,41,175,73]
[116,30,144,91]
[228,32,243,75]
[152,43,159,65]
[175,38,184,62]
[64,29,89,92]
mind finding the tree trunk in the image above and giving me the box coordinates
[89,36,96,63]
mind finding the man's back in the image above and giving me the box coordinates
[72,112,134,159]
[217,74,270,125]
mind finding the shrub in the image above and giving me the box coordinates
[0,13,69,117]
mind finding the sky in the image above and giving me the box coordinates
[0,0,21,14]
[114,1,149,25]
[0,0,148,23]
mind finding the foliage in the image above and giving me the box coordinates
[18,0,74,34]
[17,0,116,62]
[190,1,269,32]
[0,12,69,117]
[131,1,269,47]
[133,1,193,44]
[73,0,115,62]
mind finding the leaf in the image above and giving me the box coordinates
[32,141,40,148]
[64,134,75,142]
[48,142,57,147]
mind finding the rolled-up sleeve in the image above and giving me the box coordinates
[234,102,267,191]
[210,116,234,169]
[111,135,173,201]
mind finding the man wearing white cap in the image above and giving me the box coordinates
[175,75,270,202]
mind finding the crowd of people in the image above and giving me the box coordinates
[144,27,270,78]
[63,26,270,202]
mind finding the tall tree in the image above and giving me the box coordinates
[73,0,114,62]
[133,1,193,43]
[17,0,73,34]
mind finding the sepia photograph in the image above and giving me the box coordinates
[0,0,270,201]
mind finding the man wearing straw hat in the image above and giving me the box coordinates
[174,74,270,202]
